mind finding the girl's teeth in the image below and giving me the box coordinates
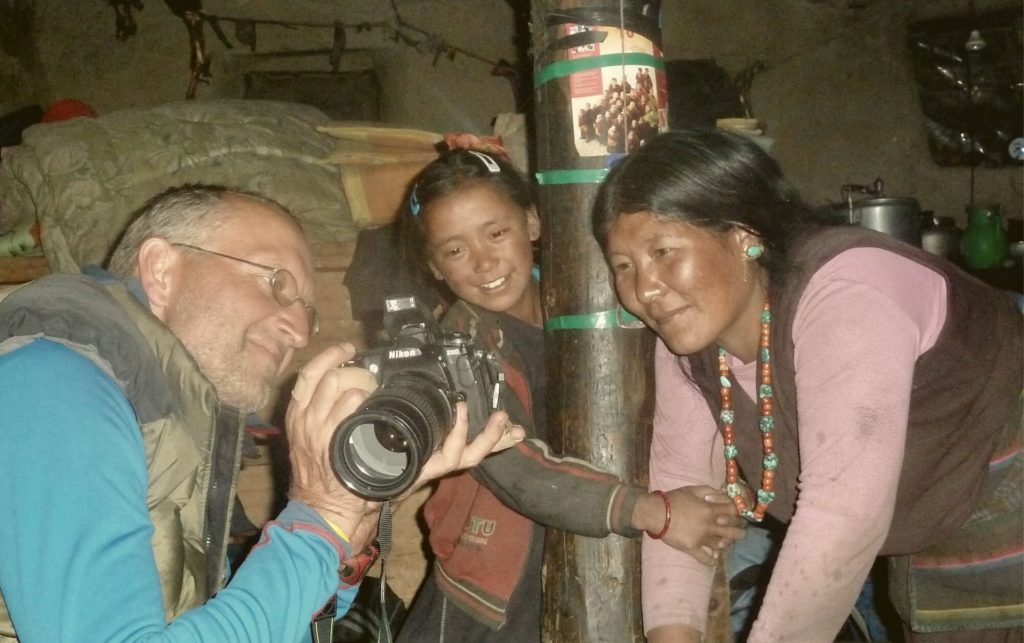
[482,276,506,290]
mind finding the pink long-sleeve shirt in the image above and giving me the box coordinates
[642,248,948,642]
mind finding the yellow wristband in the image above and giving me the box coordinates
[324,518,351,543]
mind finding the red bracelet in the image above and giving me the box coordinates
[648,490,672,540]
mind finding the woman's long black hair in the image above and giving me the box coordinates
[592,129,815,287]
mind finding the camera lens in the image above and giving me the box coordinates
[346,421,410,479]
[329,373,453,500]
[374,425,409,453]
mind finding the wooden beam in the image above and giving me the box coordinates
[531,2,657,641]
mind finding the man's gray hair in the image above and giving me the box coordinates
[106,184,301,277]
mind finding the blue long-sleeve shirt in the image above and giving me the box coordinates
[0,339,357,642]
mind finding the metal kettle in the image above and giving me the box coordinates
[841,178,922,246]
[920,215,962,260]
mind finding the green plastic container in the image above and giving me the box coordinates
[960,204,1008,270]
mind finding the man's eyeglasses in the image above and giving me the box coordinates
[172,243,319,336]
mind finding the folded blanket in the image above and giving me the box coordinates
[0,99,357,272]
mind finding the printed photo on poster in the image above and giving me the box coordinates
[566,24,668,157]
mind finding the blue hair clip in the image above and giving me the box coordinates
[409,184,421,217]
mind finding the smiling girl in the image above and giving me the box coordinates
[394,149,745,642]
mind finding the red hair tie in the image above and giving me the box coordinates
[442,131,510,161]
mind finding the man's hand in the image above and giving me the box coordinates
[286,343,380,548]
[285,343,525,547]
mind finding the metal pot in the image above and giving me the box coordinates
[920,215,962,259]
[848,197,922,246]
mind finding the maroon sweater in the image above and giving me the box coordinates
[423,300,642,628]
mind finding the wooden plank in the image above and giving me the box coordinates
[0,256,50,285]
[311,240,356,271]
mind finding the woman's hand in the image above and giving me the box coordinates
[634,486,746,565]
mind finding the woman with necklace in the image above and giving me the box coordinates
[593,129,1022,642]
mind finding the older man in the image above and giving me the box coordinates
[0,185,520,642]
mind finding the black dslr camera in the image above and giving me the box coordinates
[329,294,505,500]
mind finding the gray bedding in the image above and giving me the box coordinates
[0,99,356,273]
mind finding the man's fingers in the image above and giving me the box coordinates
[305,366,377,430]
[333,366,378,393]
[321,388,373,442]
[290,343,358,407]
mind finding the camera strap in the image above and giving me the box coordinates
[375,500,395,643]
[310,596,336,643]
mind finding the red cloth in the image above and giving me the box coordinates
[42,99,98,123]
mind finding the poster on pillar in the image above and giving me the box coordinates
[565,24,667,157]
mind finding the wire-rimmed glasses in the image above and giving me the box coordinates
[171,242,319,336]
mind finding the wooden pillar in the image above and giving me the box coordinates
[530,2,666,641]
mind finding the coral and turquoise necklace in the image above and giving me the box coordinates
[718,300,777,522]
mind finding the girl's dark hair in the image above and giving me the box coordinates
[592,129,814,285]
[397,149,536,288]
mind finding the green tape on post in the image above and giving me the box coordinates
[545,308,644,331]
[534,52,665,87]
[535,168,609,185]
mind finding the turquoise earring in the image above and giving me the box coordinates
[745,245,764,259]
